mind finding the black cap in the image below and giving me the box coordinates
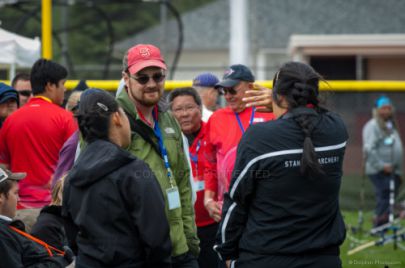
[215,64,255,88]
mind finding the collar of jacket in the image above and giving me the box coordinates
[281,106,318,120]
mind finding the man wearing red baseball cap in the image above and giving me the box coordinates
[117,44,199,267]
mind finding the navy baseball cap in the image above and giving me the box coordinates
[0,82,19,106]
[215,64,255,89]
[192,73,219,88]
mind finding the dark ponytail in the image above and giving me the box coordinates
[273,62,325,177]
[75,88,118,143]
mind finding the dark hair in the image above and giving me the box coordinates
[0,180,16,198]
[75,88,119,143]
[273,61,325,177]
[30,59,68,95]
[167,87,202,109]
[11,73,30,88]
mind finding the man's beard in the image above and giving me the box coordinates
[134,91,161,107]
[127,85,162,107]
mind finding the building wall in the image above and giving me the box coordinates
[166,50,290,80]
[367,57,405,80]
[165,50,228,80]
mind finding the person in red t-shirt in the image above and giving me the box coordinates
[203,64,275,222]
[0,59,77,210]
[168,87,218,268]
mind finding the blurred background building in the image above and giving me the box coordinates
[115,0,405,81]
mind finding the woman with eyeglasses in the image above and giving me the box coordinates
[62,88,171,267]
[214,62,348,268]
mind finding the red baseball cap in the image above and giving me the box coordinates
[127,44,167,75]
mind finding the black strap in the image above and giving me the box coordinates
[124,110,162,157]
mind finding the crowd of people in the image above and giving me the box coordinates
[0,42,401,268]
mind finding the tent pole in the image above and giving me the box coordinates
[10,63,16,82]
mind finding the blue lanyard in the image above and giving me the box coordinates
[235,107,256,134]
[189,139,201,165]
[153,115,175,187]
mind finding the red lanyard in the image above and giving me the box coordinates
[137,106,158,127]
[9,226,65,257]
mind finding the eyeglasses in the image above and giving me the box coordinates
[18,90,32,97]
[218,87,237,95]
[172,105,199,114]
[130,73,165,85]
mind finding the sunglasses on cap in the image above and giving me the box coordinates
[218,87,237,95]
[18,90,32,97]
[130,73,166,85]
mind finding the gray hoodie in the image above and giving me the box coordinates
[362,111,403,176]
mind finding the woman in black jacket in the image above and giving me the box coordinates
[31,178,67,251]
[62,89,171,268]
[214,62,348,268]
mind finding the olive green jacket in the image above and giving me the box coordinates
[116,89,199,257]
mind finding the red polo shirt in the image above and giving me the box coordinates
[189,122,216,227]
[0,97,77,208]
[203,107,274,202]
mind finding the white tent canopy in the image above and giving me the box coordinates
[0,27,40,80]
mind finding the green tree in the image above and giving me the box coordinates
[0,0,215,79]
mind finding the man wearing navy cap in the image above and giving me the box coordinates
[363,95,403,227]
[0,82,19,128]
[192,73,219,122]
[203,64,274,224]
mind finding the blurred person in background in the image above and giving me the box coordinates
[203,64,274,223]
[65,91,83,112]
[0,83,19,128]
[192,73,220,122]
[63,79,88,110]
[31,177,68,251]
[0,59,77,212]
[169,87,219,268]
[11,72,32,107]
[362,95,403,227]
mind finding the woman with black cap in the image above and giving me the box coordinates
[214,62,348,268]
[62,89,171,267]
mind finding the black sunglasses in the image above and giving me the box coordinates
[218,87,237,95]
[18,90,32,97]
[130,73,165,85]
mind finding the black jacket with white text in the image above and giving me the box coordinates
[215,109,348,261]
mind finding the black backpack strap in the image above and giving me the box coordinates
[124,110,162,157]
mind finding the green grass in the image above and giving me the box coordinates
[341,211,405,268]
[340,174,405,267]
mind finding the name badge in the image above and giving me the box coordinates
[195,180,205,192]
[384,136,394,146]
[165,127,175,134]
[166,187,181,210]
[253,117,265,123]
